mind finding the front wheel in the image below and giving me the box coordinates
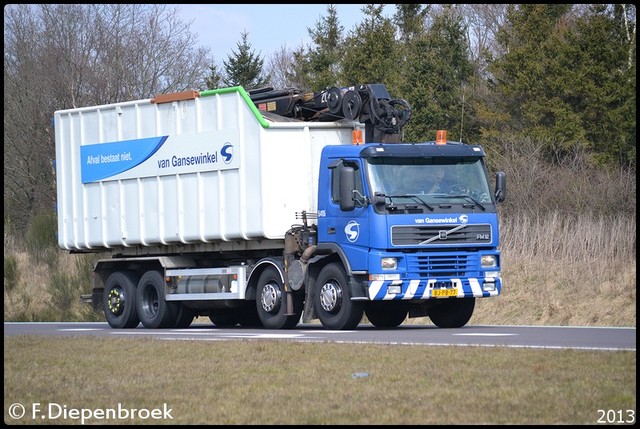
[365,301,408,328]
[256,267,302,329]
[314,263,363,330]
[427,298,475,328]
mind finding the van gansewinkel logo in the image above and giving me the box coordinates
[345,220,360,242]
[221,143,234,164]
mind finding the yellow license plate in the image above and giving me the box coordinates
[432,289,457,297]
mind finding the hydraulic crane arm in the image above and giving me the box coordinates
[249,84,411,143]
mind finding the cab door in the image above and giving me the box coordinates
[318,159,370,271]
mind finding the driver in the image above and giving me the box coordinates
[426,166,446,193]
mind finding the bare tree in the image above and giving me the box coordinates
[457,4,508,81]
[3,4,211,232]
[265,45,304,89]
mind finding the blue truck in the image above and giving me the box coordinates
[55,84,505,330]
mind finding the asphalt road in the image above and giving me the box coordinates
[4,322,636,351]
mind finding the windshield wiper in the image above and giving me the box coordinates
[383,194,435,211]
[436,194,486,211]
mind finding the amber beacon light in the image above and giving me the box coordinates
[436,130,447,145]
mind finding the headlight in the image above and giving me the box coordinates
[480,255,497,268]
[381,257,397,270]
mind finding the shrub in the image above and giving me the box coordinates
[4,254,20,292]
[25,211,58,265]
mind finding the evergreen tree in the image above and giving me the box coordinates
[340,4,398,86]
[205,62,223,90]
[400,6,475,142]
[291,4,345,92]
[222,30,270,90]
[391,4,431,104]
[392,3,430,44]
[484,5,584,154]
[485,4,635,169]
[561,4,636,168]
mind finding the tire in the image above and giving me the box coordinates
[209,309,238,327]
[136,270,177,329]
[427,298,475,328]
[314,263,363,330]
[236,304,263,328]
[103,271,140,329]
[256,267,303,329]
[365,301,408,328]
[173,304,195,328]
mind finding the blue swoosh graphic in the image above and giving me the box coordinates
[81,136,168,183]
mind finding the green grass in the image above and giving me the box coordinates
[3,336,636,425]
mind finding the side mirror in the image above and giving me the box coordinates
[339,166,356,211]
[494,171,506,203]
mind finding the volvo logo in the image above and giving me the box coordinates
[421,223,467,245]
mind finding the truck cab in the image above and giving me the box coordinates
[310,136,506,329]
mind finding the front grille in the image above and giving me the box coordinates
[391,224,492,246]
[406,254,473,277]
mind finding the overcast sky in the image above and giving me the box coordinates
[173,4,393,63]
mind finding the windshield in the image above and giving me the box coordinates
[366,157,493,204]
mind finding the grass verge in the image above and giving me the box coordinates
[4,336,636,425]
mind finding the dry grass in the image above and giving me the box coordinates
[471,211,636,327]
[3,248,102,322]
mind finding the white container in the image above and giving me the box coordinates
[54,88,361,251]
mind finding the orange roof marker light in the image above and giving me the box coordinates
[436,130,447,145]
[352,129,364,145]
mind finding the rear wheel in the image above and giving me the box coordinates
[256,267,303,329]
[173,304,195,328]
[103,271,140,329]
[136,270,177,328]
[314,263,363,330]
[365,301,408,328]
[427,298,475,328]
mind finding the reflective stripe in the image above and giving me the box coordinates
[369,280,385,300]
[366,277,501,300]
[468,277,482,297]
[405,279,420,298]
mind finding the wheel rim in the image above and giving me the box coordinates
[319,281,342,313]
[106,287,125,316]
[260,282,281,313]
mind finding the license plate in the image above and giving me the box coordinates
[432,289,457,297]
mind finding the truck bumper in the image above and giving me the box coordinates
[367,277,501,300]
